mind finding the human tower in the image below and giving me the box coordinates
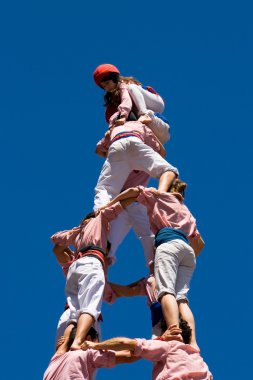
[43,64,213,380]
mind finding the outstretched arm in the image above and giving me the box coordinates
[109,277,146,298]
[189,235,205,257]
[100,187,141,210]
[83,337,137,352]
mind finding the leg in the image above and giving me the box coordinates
[158,171,177,192]
[70,257,105,350]
[178,300,199,350]
[128,84,164,114]
[55,308,71,342]
[128,140,178,180]
[155,241,182,328]
[107,210,132,264]
[146,111,170,144]
[94,140,132,204]
[127,202,155,269]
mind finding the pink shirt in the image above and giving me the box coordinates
[51,202,124,254]
[134,339,212,380]
[109,82,132,127]
[43,349,115,380]
[137,187,199,238]
[110,121,161,153]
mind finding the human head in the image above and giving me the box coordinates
[80,211,96,227]
[160,317,192,344]
[93,64,120,88]
[168,178,187,198]
[66,325,99,350]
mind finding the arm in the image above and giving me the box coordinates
[109,277,146,298]
[53,245,73,264]
[189,235,205,257]
[115,350,141,364]
[83,337,137,352]
[100,187,140,210]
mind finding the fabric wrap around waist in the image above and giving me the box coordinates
[110,131,144,145]
[77,245,107,270]
[150,301,164,326]
[154,227,189,248]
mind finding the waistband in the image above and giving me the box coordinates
[110,131,143,145]
[77,245,107,270]
[155,227,189,248]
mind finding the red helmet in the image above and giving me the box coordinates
[93,64,120,87]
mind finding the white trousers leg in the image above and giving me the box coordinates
[108,202,155,266]
[65,256,105,322]
[128,84,165,115]
[147,111,171,144]
[94,137,178,206]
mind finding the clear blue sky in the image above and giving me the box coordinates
[1,1,252,379]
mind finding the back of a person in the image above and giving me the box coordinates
[43,350,92,380]
[153,341,212,380]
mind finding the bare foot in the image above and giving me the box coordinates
[70,340,82,350]
[138,114,152,124]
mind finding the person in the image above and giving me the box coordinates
[83,321,213,380]
[43,323,136,380]
[109,275,199,348]
[51,200,134,350]
[93,63,165,127]
[98,179,204,341]
[93,119,179,211]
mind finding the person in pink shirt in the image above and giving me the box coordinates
[51,199,134,350]
[93,63,165,127]
[98,179,204,342]
[43,323,136,380]
[93,120,178,209]
[83,322,213,380]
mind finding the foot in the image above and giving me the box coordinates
[70,339,82,350]
[138,114,152,124]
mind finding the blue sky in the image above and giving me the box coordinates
[1,1,252,379]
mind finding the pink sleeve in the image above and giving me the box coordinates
[101,202,124,222]
[136,186,155,207]
[118,83,132,118]
[89,349,116,368]
[133,339,169,361]
[51,227,81,246]
[109,83,132,126]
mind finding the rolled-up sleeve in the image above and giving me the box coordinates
[133,338,169,361]
[90,350,116,368]
[101,202,124,223]
[51,227,80,246]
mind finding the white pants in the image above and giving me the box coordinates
[128,83,164,115]
[65,256,105,322]
[155,239,196,302]
[55,308,101,341]
[94,136,178,206]
[147,111,170,144]
[108,202,155,266]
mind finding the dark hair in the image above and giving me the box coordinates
[80,211,96,225]
[66,325,99,350]
[168,179,187,198]
[159,317,192,344]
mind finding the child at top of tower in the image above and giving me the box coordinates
[93,63,165,127]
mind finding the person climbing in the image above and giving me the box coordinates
[43,323,136,380]
[51,199,135,350]
[83,322,213,380]
[93,63,165,127]
[98,179,204,342]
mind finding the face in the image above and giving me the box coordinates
[100,79,117,92]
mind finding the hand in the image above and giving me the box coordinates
[56,336,65,350]
[81,341,96,350]
[104,130,111,138]
[161,325,183,342]
[114,117,126,126]
[148,187,160,196]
